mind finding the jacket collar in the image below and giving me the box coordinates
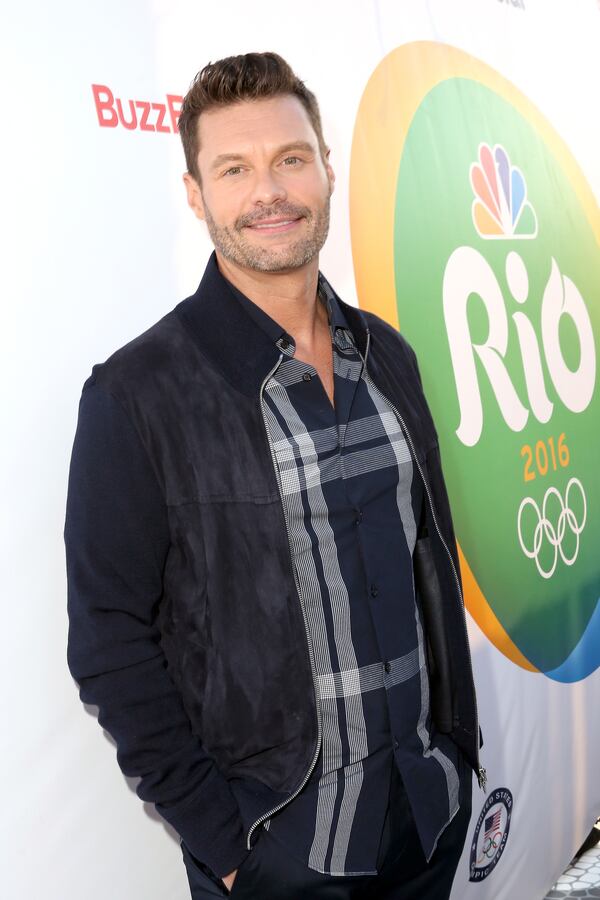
[175,250,370,398]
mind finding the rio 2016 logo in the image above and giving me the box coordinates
[350,42,599,682]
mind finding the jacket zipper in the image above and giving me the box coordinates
[245,354,324,849]
[361,330,487,793]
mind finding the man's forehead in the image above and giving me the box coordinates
[196,95,317,154]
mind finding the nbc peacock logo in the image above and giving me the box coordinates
[350,42,600,683]
[470,143,537,239]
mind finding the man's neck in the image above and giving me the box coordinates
[215,251,329,350]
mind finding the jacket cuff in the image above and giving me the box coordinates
[183,841,251,882]
[156,773,247,877]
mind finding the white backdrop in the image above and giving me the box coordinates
[2,1,599,898]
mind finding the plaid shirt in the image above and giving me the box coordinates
[228,273,461,875]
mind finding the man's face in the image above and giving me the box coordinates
[183,94,335,273]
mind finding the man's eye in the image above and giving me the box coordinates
[282,156,301,166]
[223,166,243,176]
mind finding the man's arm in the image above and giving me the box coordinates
[64,380,248,878]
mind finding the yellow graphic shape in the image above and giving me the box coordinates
[473,201,504,236]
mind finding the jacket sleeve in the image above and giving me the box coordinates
[64,380,248,878]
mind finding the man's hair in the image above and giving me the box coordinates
[178,51,327,184]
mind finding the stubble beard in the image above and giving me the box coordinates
[201,193,331,273]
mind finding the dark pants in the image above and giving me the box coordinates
[181,754,472,899]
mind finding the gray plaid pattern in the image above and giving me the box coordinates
[315,649,422,700]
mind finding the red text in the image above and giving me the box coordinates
[92,84,183,134]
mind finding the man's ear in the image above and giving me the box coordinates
[183,172,206,221]
[324,147,335,196]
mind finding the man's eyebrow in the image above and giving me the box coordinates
[210,140,317,171]
[274,141,316,157]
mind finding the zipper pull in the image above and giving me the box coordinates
[477,766,487,793]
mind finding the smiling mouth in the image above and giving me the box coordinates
[244,217,302,233]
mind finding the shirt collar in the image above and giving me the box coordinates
[317,271,351,332]
[224,267,355,354]
[225,278,291,346]
[175,251,370,399]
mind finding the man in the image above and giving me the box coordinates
[65,52,485,899]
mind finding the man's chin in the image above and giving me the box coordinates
[248,257,314,274]
[225,245,319,274]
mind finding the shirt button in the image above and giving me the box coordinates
[393,738,400,750]
[384,661,391,674]
[370,584,378,598]
[354,509,363,525]
[302,372,312,381]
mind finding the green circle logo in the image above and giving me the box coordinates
[350,43,600,681]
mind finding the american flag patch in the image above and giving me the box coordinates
[484,809,502,840]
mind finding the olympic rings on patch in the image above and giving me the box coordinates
[517,477,586,579]
[476,830,504,864]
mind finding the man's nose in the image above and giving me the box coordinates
[250,167,287,206]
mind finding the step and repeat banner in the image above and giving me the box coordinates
[4,1,598,898]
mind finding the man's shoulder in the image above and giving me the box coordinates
[359,308,420,372]
[81,301,191,401]
[329,281,421,381]
[333,288,413,352]
[363,308,407,340]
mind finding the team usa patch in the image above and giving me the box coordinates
[469,787,513,881]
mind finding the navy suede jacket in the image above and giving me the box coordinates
[64,252,483,878]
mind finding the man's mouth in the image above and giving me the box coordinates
[245,217,302,233]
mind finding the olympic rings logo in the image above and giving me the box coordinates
[477,831,503,863]
[517,478,587,580]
